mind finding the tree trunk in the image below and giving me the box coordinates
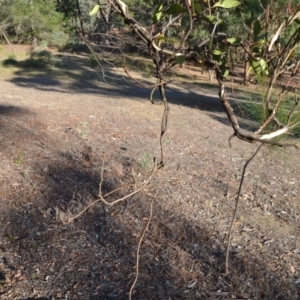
[32,37,38,50]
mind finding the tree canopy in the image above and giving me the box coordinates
[1,0,70,47]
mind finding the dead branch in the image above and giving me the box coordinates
[67,157,158,223]
[99,163,158,206]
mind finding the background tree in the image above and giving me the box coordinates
[5,0,69,48]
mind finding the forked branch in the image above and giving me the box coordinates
[215,68,300,148]
[67,157,159,223]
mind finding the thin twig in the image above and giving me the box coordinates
[161,15,182,35]
[1,30,13,52]
[128,194,155,300]
[225,144,263,275]
[179,0,193,50]
[99,154,158,205]
[99,165,157,206]
[67,159,158,223]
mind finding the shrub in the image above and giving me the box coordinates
[23,50,53,68]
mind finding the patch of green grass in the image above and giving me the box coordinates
[143,61,152,77]
[37,40,49,51]
[76,121,89,138]
[31,273,39,280]
[238,93,266,125]
[139,152,153,170]
[238,91,300,157]
[88,55,98,68]
[14,151,25,166]
[276,96,300,137]
[8,53,16,60]
[162,138,171,144]
[0,279,6,286]
[7,234,15,243]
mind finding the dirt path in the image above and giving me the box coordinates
[0,50,299,299]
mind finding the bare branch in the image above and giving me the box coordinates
[67,158,158,224]
[161,15,182,35]
[178,0,193,50]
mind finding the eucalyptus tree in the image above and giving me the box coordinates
[5,0,68,47]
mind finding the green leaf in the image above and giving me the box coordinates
[152,11,163,23]
[89,5,100,16]
[211,49,222,56]
[250,59,260,70]
[253,20,261,37]
[191,0,195,15]
[252,47,261,54]
[202,15,216,23]
[259,58,268,75]
[213,0,241,9]
[191,0,202,16]
[250,58,268,77]
[194,3,202,14]
[152,1,164,23]
[223,69,230,79]
[251,39,265,47]
[225,37,241,45]
[165,3,186,15]
[201,15,222,24]
[175,56,186,64]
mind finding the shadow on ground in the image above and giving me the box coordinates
[0,105,32,116]
[1,175,298,299]
[0,59,299,299]
[3,52,259,116]
[0,132,298,299]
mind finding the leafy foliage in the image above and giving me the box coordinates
[4,0,69,47]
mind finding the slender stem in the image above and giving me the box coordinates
[225,144,263,275]
[159,82,169,167]
[2,31,13,52]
